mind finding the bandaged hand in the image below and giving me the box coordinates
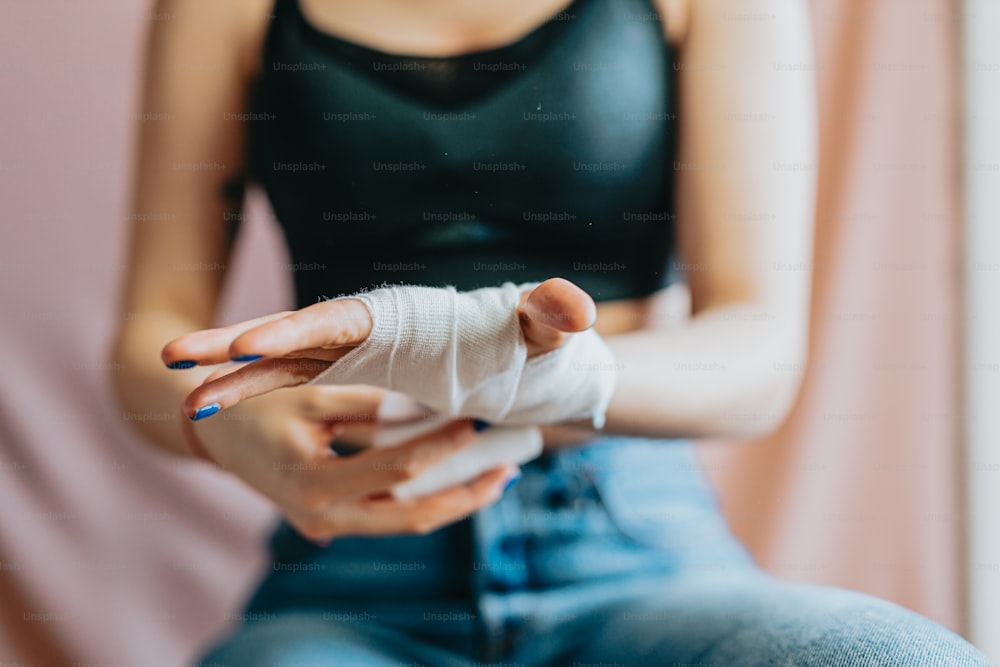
[307,282,616,428]
[165,278,617,430]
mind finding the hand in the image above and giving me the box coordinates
[187,384,518,540]
[163,278,596,419]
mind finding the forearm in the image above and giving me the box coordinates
[111,314,218,457]
[600,301,806,440]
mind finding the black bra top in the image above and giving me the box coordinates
[248,0,679,307]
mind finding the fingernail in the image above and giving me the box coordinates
[472,419,491,433]
[167,360,197,370]
[503,470,522,493]
[313,539,332,548]
[231,354,262,362]
[190,403,220,421]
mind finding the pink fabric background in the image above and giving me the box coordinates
[0,3,285,663]
[700,0,964,632]
[0,0,967,664]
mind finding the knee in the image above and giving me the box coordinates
[672,579,994,667]
[771,599,991,667]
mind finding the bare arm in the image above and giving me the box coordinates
[602,0,818,438]
[111,0,263,455]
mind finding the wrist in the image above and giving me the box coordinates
[539,422,603,450]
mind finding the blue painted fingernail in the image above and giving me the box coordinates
[190,403,220,421]
[503,471,522,493]
[231,354,262,362]
[313,539,332,548]
[472,419,491,433]
[167,360,197,370]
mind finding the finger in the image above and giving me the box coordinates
[183,357,334,419]
[161,311,293,367]
[319,420,479,498]
[299,385,385,423]
[519,277,597,356]
[202,360,257,384]
[333,422,379,449]
[301,386,384,447]
[317,464,514,539]
[228,298,373,361]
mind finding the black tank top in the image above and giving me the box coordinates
[247,0,679,307]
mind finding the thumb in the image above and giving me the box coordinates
[518,278,597,357]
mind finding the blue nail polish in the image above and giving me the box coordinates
[190,403,220,421]
[503,472,521,493]
[472,419,491,433]
[231,354,262,362]
[167,360,197,370]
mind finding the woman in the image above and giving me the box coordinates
[112,0,991,664]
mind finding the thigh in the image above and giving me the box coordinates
[559,572,991,667]
[194,612,470,667]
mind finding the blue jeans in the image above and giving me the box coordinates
[197,436,991,666]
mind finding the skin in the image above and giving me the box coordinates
[111,0,817,540]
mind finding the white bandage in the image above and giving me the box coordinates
[371,392,542,499]
[307,282,617,428]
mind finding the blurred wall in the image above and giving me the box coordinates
[0,0,967,665]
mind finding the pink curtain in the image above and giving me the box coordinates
[700,0,965,633]
[0,0,966,664]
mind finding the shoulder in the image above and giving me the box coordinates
[233,0,277,81]
[650,0,692,47]
[657,0,813,49]
[148,0,275,84]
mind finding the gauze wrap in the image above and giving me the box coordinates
[307,282,617,496]
[308,282,616,425]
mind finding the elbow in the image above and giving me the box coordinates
[108,347,136,436]
[763,367,806,435]
[738,360,807,439]
[107,329,130,410]
[107,331,143,431]
[738,306,811,437]
[107,337,162,447]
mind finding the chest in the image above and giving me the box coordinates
[248,0,677,245]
